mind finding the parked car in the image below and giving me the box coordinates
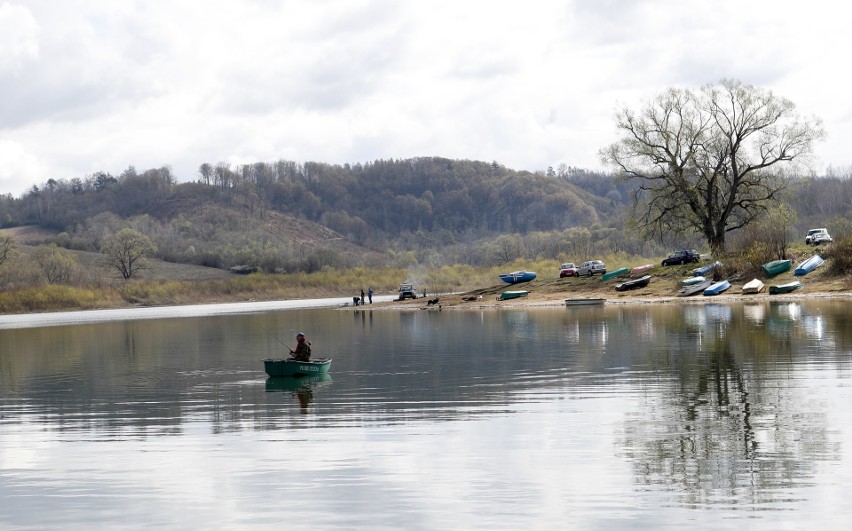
[805,228,832,245]
[559,262,579,278]
[577,260,607,276]
[661,250,700,266]
[398,281,417,300]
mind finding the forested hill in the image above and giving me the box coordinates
[2,156,849,274]
[1,157,631,241]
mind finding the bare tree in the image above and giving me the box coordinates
[602,79,825,254]
[102,228,157,279]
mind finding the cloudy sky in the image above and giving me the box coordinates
[1,0,851,197]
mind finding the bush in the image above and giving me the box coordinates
[823,237,852,275]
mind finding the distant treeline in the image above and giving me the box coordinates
[1,157,851,272]
[1,158,633,237]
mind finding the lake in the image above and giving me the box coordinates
[1,299,852,529]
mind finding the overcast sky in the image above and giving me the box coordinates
[1,0,851,197]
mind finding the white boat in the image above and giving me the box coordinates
[742,278,765,294]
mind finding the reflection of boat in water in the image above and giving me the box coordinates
[742,303,765,323]
[265,373,332,392]
[769,301,801,320]
[704,304,732,323]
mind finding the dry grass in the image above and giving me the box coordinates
[0,236,849,315]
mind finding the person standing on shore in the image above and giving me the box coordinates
[368,287,373,304]
[361,289,365,305]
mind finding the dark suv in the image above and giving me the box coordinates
[661,250,700,266]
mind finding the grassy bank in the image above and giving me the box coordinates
[1,248,849,315]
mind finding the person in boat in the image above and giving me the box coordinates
[289,332,312,361]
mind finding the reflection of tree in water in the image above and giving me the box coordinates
[618,327,838,508]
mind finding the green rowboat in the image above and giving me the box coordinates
[263,357,333,377]
[680,276,706,286]
[768,280,802,295]
[601,267,629,281]
[761,259,792,277]
[498,290,529,301]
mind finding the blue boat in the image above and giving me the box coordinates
[703,279,731,296]
[692,261,722,277]
[499,270,537,284]
[793,255,824,276]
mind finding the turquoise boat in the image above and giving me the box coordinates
[761,259,792,277]
[703,279,731,296]
[794,255,824,276]
[769,280,803,295]
[498,290,529,301]
[263,357,333,377]
[681,276,705,286]
[600,267,629,281]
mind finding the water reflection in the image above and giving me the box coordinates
[265,374,333,413]
[2,300,852,527]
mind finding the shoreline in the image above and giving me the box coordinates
[370,290,852,311]
[1,283,848,330]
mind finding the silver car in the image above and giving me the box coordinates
[577,260,607,276]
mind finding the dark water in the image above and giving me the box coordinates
[1,300,852,529]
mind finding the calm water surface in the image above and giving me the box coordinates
[1,300,852,529]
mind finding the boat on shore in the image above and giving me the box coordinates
[498,290,529,300]
[630,264,654,277]
[263,357,333,377]
[565,298,605,306]
[601,267,630,281]
[761,259,792,277]
[499,270,537,284]
[678,279,713,296]
[769,280,803,295]
[692,261,722,277]
[615,275,651,292]
[742,278,765,294]
[703,280,731,296]
[680,276,705,286]
[794,255,824,276]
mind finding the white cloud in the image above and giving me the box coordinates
[0,2,39,74]
[1,0,851,197]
